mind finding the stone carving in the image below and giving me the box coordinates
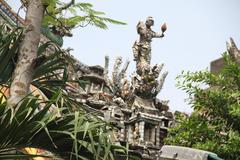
[226,38,240,63]
[133,16,167,75]
[65,17,173,160]
[132,17,168,100]
[104,56,134,107]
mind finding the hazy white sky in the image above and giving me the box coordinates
[7,0,240,113]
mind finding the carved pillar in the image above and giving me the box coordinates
[90,83,94,92]
[134,122,139,140]
[85,84,90,93]
[156,125,160,147]
[100,83,104,92]
[120,117,125,141]
[120,128,125,141]
[128,125,133,143]
[150,126,156,144]
[144,127,149,142]
[139,121,145,144]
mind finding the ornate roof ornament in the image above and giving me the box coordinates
[132,17,168,99]
[226,38,240,63]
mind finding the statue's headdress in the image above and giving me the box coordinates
[146,16,154,22]
[146,16,154,26]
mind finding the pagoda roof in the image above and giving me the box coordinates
[0,0,25,25]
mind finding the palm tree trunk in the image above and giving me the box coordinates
[7,0,44,107]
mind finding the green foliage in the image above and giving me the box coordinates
[0,94,126,160]
[0,25,22,84]
[42,0,126,36]
[166,54,240,160]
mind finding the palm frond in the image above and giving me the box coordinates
[0,95,127,159]
[0,25,22,84]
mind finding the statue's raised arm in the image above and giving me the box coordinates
[153,22,167,38]
[138,17,167,43]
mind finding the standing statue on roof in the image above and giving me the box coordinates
[133,16,167,75]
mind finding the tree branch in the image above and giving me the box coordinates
[55,0,75,14]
